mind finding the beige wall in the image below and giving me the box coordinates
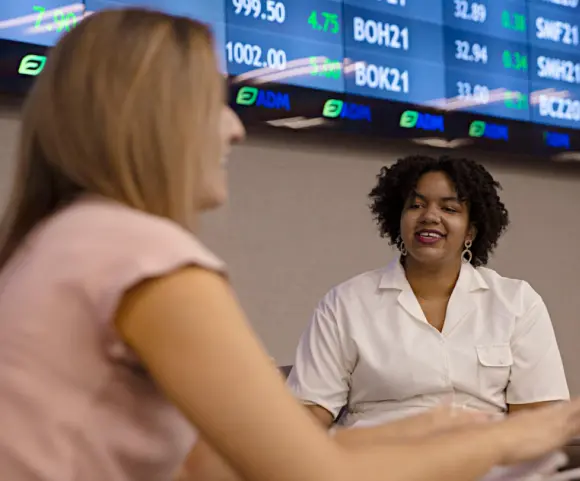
[1,106,580,394]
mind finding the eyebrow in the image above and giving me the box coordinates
[412,191,461,203]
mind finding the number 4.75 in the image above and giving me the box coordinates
[307,11,339,34]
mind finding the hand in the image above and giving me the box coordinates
[332,404,494,449]
[491,399,580,466]
[380,405,494,440]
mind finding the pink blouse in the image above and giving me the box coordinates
[0,196,225,480]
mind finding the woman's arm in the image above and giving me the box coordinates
[179,438,239,481]
[116,267,580,481]
[506,288,569,407]
[179,406,492,480]
[181,405,499,480]
[286,293,356,424]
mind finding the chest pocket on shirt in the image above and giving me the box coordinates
[475,344,513,393]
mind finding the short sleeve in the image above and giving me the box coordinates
[88,221,224,327]
[67,200,226,361]
[286,291,357,420]
[506,286,570,404]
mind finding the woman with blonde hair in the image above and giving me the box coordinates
[0,7,580,481]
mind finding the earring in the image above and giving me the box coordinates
[462,239,473,264]
[400,241,408,257]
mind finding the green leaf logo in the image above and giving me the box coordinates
[236,86,258,106]
[322,99,343,118]
[469,120,486,138]
[18,54,46,76]
[399,110,419,128]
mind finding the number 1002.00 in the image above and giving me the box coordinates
[225,41,288,70]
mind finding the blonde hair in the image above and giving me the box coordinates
[0,8,223,269]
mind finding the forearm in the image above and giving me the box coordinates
[333,407,492,448]
[179,439,243,481]
[181,422,505,481]
[180,417,418,480]
[348,424,506,481]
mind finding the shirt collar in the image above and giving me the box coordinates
[378,255,489,293]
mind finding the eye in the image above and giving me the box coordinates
[409,203,423,209]
[443,207,457,213]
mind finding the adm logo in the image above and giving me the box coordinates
[399,110,444,132]
[322,99,372,122]
[236,86,290,111]
[469,120,509,141]
[18,54,47,76]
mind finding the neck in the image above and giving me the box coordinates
[403,256,462,300]
[182,212,200,235]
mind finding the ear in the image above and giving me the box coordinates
[466,224,477,243]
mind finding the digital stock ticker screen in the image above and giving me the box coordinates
[1,0,580,157]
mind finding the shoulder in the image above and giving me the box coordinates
[32,196,225,323]
[475,266,543,316]
[41,195,224,271]
[317,267,385,314]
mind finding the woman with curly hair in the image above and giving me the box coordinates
[288,155,569,429]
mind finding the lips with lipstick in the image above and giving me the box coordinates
[415,229,445,245]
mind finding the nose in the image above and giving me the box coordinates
[419,204,441,224]
[228,107,246,143]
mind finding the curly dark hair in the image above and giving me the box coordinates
[368,155,509,267]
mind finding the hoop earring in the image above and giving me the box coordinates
[400,241,408,257]
[462,239,473,264]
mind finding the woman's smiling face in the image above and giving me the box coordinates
[400,171,475,267]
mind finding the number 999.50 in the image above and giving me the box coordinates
[232,0,286,24]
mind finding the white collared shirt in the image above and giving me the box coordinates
[287,258,570,427]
